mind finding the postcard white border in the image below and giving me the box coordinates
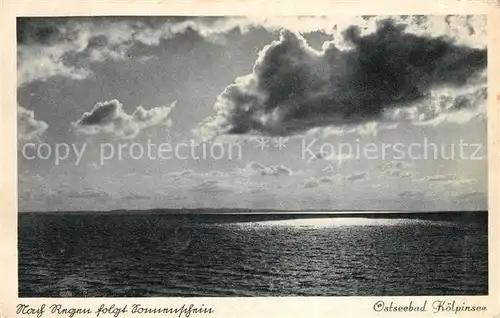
[1,1,499,317]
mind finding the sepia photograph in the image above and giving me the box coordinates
[16,15,488,298]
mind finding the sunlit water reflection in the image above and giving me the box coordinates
[18,213,487,297]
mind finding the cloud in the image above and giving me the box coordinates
[18,105,49,141]
[166,169,196,181]
[304,179,320,188]
[321,165,338,173]
[423,174,480,188]
[310,149,353,163]
[189,180,232,194]
[459,191,486,200]
[88,163,101,170]
[179,169,195,177]
[380,160,414,170]
[238,161,294,177]
[397,190,425,198]
[17,19,93,86]
[208,170,228,177]
[17,15,486,88]
[16,17,246,86]
[385,170,412,178]
[122,193,151,200]
[166,169,229,181]
[344,172,368,182]
[318,177,335,184]
[425,174,458,182]
[423,174,482,199]
[17,18,145,86]
[18,53,92,86]
[306,121,400,139]
[73,99,176,139]
[379,160,414,178]
[66,189,111,200]
[195,19,486,139]
[386,85,487,126]
[303,176,337,188]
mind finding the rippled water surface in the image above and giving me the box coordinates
[18,213,488,297]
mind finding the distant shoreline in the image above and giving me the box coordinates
[18,210,488,224]
[18,209,487,214]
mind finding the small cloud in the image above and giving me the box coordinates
[304,180,319,188]
[379,160,414,179]
[66,190,110,200]
[322,165,336,173]
[246,162,265,171]
[208,170,227,177]
[238,161,294,177]
[88,163,101,170]
[18,105,48,141]
[397,190,425,198]
[459,191,485,200]
[137,55,159,63]
[425,175,481,189]
[18,53,92,87]
[344,171,368,182]
[454,178,480,186]
[346,122,399,137]
[189,180,232,194]
[303,176,336,188]
[180,169,194,177]
[122,193,151,200]
[313,151,352,162]
[384,169,412,178]
[166,169,229,180]
[380,160,414,171]
[167,169,195,177]
[425,174,457,182]
[318,177,335,184]
[72,99,176,139]
[263,165,293,177]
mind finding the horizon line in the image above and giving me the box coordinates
[18,209,488,214]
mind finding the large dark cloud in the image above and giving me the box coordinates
[197,19,486,138]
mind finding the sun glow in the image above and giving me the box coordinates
[246,218,438,228]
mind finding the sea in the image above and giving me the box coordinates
[18,211,488,297]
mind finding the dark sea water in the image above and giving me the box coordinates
[18,212,488,297]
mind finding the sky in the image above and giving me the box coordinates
[17,15,488,212]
